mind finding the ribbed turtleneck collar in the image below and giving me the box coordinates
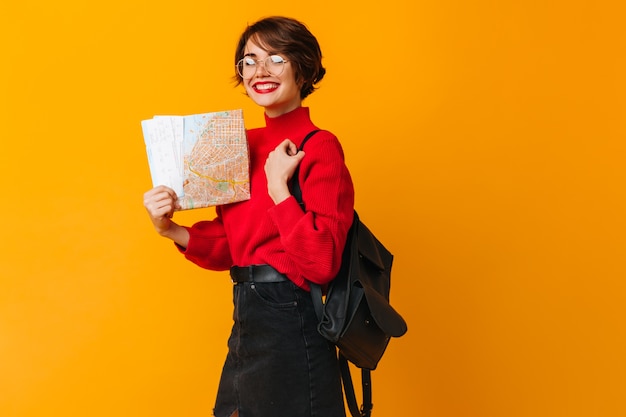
[263,107,316,140]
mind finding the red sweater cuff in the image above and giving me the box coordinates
[176,225,232,270]
[268,196,305,236]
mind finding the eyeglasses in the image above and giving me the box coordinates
[236,55,289,79]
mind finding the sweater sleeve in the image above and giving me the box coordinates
[268,132,354,285]
[176,206,233,270]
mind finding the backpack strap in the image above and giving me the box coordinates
[291,129,320,210]
[291,130,373,417]
[340,354,373,417]
[300,129,321,150]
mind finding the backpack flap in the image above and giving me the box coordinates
[354,217,408,338]
[361,283,408,337]
[354,216,386,271]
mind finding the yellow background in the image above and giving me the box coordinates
[1,1,624,416]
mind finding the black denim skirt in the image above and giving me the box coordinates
[213,280,346,417]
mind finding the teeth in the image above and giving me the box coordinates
[255,83,278,90]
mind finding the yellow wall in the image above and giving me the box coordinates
[1,1,624,416]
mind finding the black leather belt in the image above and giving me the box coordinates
[230,265,289,283]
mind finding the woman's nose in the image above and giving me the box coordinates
[254,60,270,76]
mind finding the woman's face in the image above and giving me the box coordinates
[242,39,302,118]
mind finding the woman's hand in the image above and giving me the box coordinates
[265,139,306,204]
[143,186,190,247]
[143,185,180,235]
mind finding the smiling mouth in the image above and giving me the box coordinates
[253,82,279,92]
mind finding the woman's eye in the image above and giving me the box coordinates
[269,55,284,64]
[243,58,256,66]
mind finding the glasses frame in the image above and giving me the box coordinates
[236,55,289,80]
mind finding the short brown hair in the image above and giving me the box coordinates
[234,16,326,100]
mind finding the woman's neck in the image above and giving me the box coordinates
[264,102,302,118]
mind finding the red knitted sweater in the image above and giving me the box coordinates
[178,107,354,290]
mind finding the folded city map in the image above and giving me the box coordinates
[141,109,250,210]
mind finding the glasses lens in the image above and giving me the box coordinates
[237,55,286,79]
[237,57,254,79]
[266,55,285,76]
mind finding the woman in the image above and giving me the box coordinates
[143,16,354,417]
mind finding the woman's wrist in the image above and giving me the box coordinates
[268,182,291,205]
[160,222,190,248]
